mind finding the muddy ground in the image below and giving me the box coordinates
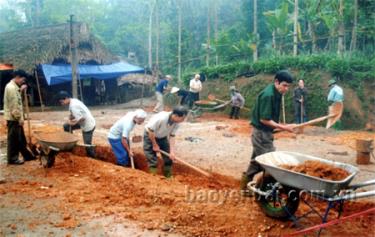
[0,98,374,236]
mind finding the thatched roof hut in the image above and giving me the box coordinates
[0,22,117,73]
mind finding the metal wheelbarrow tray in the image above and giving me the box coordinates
[34,131,79,151]
[255,151,359,197]
[34,131,79,168]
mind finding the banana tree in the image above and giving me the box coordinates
[263,2,292,55]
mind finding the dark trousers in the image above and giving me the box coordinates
[245,127,275,180]
[63,123,96,158]
[7,121,34,162]
[143,132,171,169]
[229,106,240,119]
[188,92,200,108]
[294,102,307,124]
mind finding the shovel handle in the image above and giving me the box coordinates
[159,150,211,177]
[130,156,135,169]
[294,114,336,128]
[23,90,32,144]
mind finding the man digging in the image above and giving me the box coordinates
[57,91,96,158]
[143,106,188,178]
[108,109,147,167]
[241,70,296,196]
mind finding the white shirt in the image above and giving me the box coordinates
[189,79,202,93]
[69,98,95,132]
[108,112,136,140]
[145,111,179,138]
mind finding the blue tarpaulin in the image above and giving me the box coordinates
[41,62,144,85]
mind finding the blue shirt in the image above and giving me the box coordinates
[155,79,169,93]
[327,85,344,103]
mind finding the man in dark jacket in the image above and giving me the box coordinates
[241,70,296,195]
[293,79,307,123]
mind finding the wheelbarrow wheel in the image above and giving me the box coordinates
[255,175,300,219]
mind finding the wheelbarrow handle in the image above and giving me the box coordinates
[347,179,375,190]
[329,189,375,201]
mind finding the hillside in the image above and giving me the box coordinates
[176,70,374,130]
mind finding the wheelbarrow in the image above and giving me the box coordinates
[33,131,80,168]
[190,99,230,118]
[247,151,375,234]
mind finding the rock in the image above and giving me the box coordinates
[223,132,235,138]
[63,213,71,220]
[160,223,173,231]
[215,125,227,130]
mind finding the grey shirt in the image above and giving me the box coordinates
[145,111,179,138]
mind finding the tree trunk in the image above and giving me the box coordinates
[155,0,160,75]
[206,2,211,67]
[148,1,154,69]
[69,15,78,99]
[272,30,276,52]
[253,0,258,61]
[308,21,317,53]
[337,0,345,57]
[293,0,298,56]
[214,0,219,65]
[349,0,358,56]
[177,1,182,82]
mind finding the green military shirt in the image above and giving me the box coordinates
[251,84,282,132]
[3,80,24,122]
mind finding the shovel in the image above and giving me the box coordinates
[294,102,344,130]
[159,150,211,177]
[208,94,251,112]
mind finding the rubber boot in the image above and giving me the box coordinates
[163,166,173,178]
[240,172,253,197]
[149,167,158,175]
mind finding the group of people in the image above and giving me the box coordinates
[57,92,188,178]
[2,68,344,184]
[153,74,202,112]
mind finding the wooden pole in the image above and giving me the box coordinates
[23,90,32,144]
[70,15,78,98]
[140,70,146,107]
[282,95,286,123]
[34,69,44,112]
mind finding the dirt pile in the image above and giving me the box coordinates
[281,160,350,181]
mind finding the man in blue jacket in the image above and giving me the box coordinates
[153,75,172,113]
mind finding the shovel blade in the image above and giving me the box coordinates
[326,102,344,128]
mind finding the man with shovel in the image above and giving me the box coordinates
[241,70,296,195]
[293,79,307,124]
[153,75,172,113]
[143,106,188,177]
[229,86,245,119]
[3,70,36,165]
[108,109,147,167]
[327,79,344,130]
[57,91,96,158]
